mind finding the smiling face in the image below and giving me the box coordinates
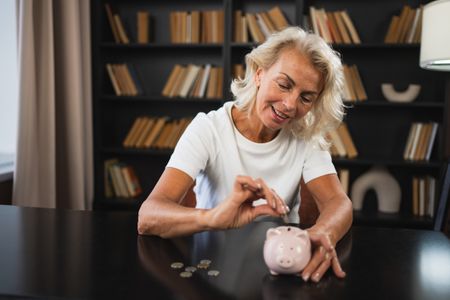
[253,47,323,134]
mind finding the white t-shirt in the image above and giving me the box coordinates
[166,101,336,223]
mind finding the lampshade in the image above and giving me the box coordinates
[420,0,450,71]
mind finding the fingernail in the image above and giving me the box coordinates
[285,205,290,212]
[302,274,310,282]
[313,272,320,282]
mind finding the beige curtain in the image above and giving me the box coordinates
[13,0,93,210]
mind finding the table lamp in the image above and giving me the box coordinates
[420,0,450,70]
[420,0,450,231]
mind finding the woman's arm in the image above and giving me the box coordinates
[137,168,211,238]
[300,173,353,282]
[137,168,288,238]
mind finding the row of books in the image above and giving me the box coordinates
[308,7,361,44]
[162,64,223,99]
[170,10,224,44]
[384,5,423,44]
[123,117,192,149]
[106,63,143,96]
[403,122,438,161]
[342,64,367,102]
[412,176,436,217]
[105,4,150,44]
[104,159,142,198]
[328,123,358,159]
[233,6,289,44]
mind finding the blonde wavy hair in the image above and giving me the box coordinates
[231,26,345,149]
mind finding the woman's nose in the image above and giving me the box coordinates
[282,94,297,111]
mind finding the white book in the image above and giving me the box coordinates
[425,122,438,161]
[408,123,422,160]
[403,123,417,160]
[309,6,319,36]
[178,64,201,98]
[256,14,271,38]
[198,64,211,98]
[407,8,420,44]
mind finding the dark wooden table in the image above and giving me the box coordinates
[1,205,450,300]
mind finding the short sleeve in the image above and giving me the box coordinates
[302,145,336,183]
[166,113,216,180]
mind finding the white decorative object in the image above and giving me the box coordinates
[420,0,450,71]
[381,83,421,103]
[351,166,401,213]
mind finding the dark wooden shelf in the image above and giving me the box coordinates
[102,95,224,104]
[102,147,172,156]
[344,101,444,108]
[101,42,223,49]
[231,42,420,49]
[353,210,433,229]
[333,158,441,168]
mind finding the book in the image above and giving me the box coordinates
[333,11,352,44]
[104,158,119,198]
[135,118,156,148]
[137,11,149,43]
[113,14,130,44]
[143,117,167,148]
[339,11,361,44]
[337,123,358,158]
[104,4,120,43]
[267,6,289,31]
[106,64,122,96]
[123,117,144,147]
[338,169,350,195]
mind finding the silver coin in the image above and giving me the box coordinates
[200,259,211,265]
[180,271,192,278]
[171,262,184,269]
[185,266,197,273]
[197,263,209,269]
[207,270,220,277]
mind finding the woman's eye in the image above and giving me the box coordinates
[301,96,313,104]
[278,83,289,90]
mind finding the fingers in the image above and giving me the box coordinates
[301,244,346,282]
[330,251,346,278]
[254,178,288,215]
[301,245,327,282]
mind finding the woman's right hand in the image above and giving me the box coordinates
[206,175,289,230]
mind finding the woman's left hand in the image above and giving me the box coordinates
[301,228,346,282]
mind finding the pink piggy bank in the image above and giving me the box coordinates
[263,226,311,275]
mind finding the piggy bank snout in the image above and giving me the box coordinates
[276,255,294,268]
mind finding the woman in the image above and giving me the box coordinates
[138,27,353,283]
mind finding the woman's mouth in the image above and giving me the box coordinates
[271,106,289,121]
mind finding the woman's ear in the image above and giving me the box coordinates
[255,67,263,87]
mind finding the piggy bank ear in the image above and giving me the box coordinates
[266,228,281,239]
[295,230,309,239]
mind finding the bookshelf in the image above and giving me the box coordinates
[91,0,449,229]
